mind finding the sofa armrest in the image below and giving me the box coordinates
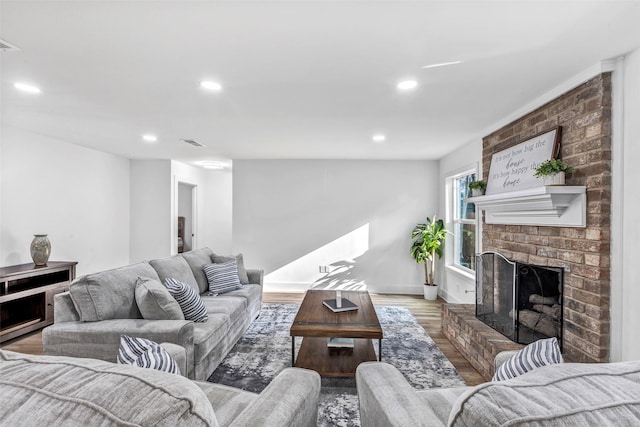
[230,368,321,427]
[357,362,441,427]
[246,269,264,286]
[42,319,196,378]
[160,342,188,377]
[53,292,80,322]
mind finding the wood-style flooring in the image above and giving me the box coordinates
[1,292,484,386]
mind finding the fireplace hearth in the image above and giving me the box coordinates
[476,251,564,348]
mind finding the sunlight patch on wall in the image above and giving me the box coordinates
[265,223,369,291]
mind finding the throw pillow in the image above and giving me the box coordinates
[117,335,180,375]
[203,260,242,296]
[492,337,563,381]
[135,277,184,320]
[211,253,249,284]
[163,278,209,323]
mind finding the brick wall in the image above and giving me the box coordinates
[481,73,612,363]
[443,304,523,380]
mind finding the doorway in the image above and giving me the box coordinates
[177,182,197,253]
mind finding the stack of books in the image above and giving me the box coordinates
[327,337,354,349]
[322,298,358,313]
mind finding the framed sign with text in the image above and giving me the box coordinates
[486,127,562,195]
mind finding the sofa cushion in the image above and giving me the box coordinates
[416,388,470,426]
[202,295,247,320]
[181,248,215,294]
[69,262,159,321]
[204,261,242,296]
[135,277,184,320]
[223,284,262,305]
[192,314,232,363]
[211,253,249,284]
[0,350,216,426]
[164,278,209,323]
[492,337,563,381]
[449,360,640,426]
[150,255,199,293]
[118,335,180,375]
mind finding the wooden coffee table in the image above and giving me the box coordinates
[290,289,383,378]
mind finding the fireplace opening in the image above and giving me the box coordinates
[476,251,564,348]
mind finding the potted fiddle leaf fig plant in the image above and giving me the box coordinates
[469,180,487,197]
[533,159,575,186]
[410,216,449,301]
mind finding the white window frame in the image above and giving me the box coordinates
[445,165,480,278]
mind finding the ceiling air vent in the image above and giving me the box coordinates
[180,139,206,148]
[0,39,21,52]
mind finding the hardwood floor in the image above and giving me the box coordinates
[1,292,484,386]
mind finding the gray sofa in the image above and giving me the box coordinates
[0,350,320,427]
[42,248,263,381]
[356,352,640,426]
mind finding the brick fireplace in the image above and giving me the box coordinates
[443,73,612,378]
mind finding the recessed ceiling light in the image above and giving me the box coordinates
[397,80,418,90]
[142,134,158,143]
[14,82,41,94]
[200,81,222,91]
[198,161,225,170]
[372,134,386,143]
[421,61,462,69]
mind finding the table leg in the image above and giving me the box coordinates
[378,339,382,361]
[291,336,295,366]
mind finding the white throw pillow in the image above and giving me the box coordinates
[117,335,180,375]
[492,337,563,381]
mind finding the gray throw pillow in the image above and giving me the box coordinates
[211,253,249,284]
[117,335,180,375]
[135,277,184,321]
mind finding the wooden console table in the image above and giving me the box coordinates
[0,261,77,343]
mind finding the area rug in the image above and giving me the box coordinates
[208,304,465,426]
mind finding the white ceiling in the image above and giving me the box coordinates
[2,1,640,166]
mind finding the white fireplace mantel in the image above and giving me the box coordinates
[467,186,587,227]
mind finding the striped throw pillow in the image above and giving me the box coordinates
[203,261,242,296]
[117,335,180,375]
[163,278,208,323]
[211,253,249,284]
[492,337,563,381]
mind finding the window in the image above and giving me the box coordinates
[452,171,477,271]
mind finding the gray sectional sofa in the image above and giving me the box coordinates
[356,351,640,426]
[0,350,321,427]
[42,248,263,381]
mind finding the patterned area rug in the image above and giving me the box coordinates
[208,304,465,426]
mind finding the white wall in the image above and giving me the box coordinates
[130,160,172,262]
[0,126,130,276]
[204,169,233,254]
[129,160,233,262]
[172,161,233,255]
[611,47,640,361]
[233,160,438,294]
[438,139,483,303]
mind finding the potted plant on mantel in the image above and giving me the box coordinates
[469,180,487,197]
[410,216,449,301]
[533,159,575,186]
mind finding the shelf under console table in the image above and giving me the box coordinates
[0,261,77,343]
